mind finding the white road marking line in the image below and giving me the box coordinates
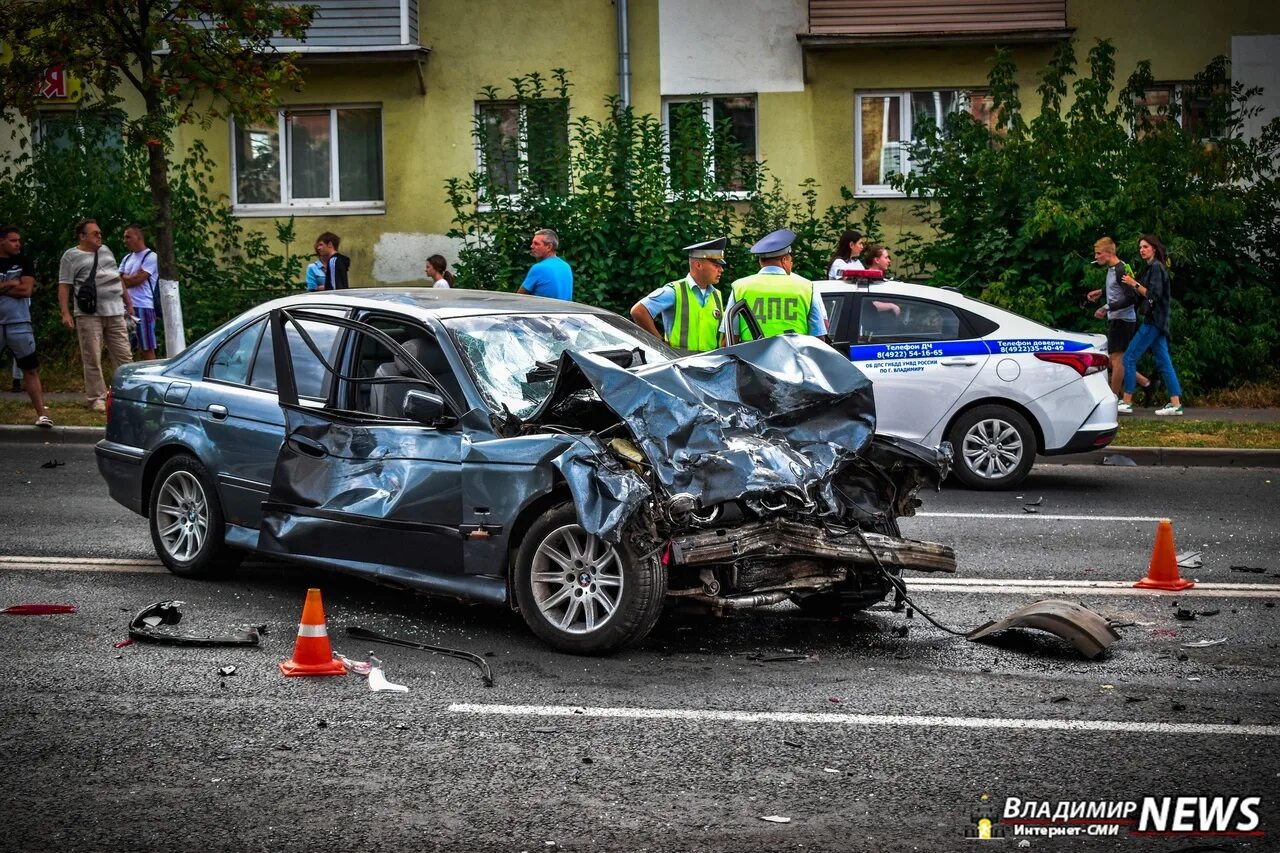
[909,577,1280,598]
[447,703,1280,738]
[916,512,1168,522]
[0,556,166,574]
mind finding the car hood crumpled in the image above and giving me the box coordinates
[524,336,879,540]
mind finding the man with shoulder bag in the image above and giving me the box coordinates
[58,219,133,412]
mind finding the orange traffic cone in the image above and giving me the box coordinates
[1134,519,1195,591]
[279,588,347,677]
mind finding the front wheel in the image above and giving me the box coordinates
[148,455,241,578]
[514,503,665,654]
[947,405,1037,490]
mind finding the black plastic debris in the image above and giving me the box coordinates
[127,600,262,646]
[346,626,494,687]
[1022,506,1040,514]
[1229,565,1266,574]
[39,459,65,469]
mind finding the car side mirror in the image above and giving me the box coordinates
[403,389,449,426]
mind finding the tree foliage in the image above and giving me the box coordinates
[0,119,303,356]
[446,71,883,314]
[892,39,1280,392]
[0,0,315,282]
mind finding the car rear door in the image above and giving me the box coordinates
[255,308,466,582]
[846,294,990,442]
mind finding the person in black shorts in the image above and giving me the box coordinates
[1086,236,1150,406]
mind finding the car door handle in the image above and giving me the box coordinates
[289,436,328,458]
[940,358,978,366]
[207,404,228,420]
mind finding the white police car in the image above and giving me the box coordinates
[816,274,1118,489]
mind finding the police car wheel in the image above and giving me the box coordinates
[514,503,667,654]
[948,405,1036,490]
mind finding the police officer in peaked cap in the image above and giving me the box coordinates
[720,228,828,343]
[630,237,727,355]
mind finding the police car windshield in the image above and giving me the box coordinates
[444,313,675,418]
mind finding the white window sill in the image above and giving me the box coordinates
[232,203,386,218]
[854,188,907,199]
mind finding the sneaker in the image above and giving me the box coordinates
[1154,404,1184,416]
[1116,401,1134,414]
[35,415,54,429]
[90,399,107,412]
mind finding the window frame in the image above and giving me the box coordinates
[854,89,991,198]
[660,94,759,199]
[230,104,386,217]
[1130,81,1220,138]
[472,97,572,206]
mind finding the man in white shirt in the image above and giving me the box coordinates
[119,224,159,360]
[57,218,133,411]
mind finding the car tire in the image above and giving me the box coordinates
[948,405,1037,490]
[149,455,240,578]
[514,502,666,654]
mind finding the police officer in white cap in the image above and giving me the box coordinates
[630,237,726,354]
[720,228,828,343]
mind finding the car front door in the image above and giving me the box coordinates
[846,294,989,442]
[256,308,466,584]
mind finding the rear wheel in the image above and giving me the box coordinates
[514,503,665,654]
[948,405,1036,490]
[148,455,240,578]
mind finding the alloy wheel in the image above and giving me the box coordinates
[962,417,1025,480]
[530,524,624,635]
[154,470,209,562]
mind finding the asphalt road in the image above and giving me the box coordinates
[1,441,1278,852]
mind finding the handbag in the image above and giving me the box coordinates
[74,248,99,314]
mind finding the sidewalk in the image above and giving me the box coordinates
[4,390,1280,466]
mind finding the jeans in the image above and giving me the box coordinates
[1123,323,1182,397]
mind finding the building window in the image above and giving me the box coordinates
[1131,83,1219,137]
[855,90,993,196]
[36,109,124,152]
[232,106,384,211]
[662,95,757,194]
[475,99,570,197]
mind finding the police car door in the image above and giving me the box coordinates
[847,295,989,442]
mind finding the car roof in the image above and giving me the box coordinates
[259,288,618,321]
[814,278,975,308]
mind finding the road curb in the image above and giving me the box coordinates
[0,425,104,445]
[1042,446,1280,468]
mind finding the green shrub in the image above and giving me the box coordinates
[445,71,882,315]
[892,40,1280,393]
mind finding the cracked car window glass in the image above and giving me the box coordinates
[445,313,672,418]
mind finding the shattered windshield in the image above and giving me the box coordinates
[444,313,674,418]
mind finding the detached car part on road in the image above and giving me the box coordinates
[97,290,961,654]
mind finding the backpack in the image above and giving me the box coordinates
[74,249,99,314]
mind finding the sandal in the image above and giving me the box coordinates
[35,415,54,428]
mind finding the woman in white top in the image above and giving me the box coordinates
[425,254,454,289]
[827,229,865,280]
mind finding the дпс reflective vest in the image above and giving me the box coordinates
[730,272,811,340]
[666,278,723,353]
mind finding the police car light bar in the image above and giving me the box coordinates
[841,269,884,287]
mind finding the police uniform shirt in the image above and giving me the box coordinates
[719,266,829,336]
[640,275,720,334]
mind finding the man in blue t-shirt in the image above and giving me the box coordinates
[517,228,573,301]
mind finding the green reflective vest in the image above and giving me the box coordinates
[730,272,811,340]
[666,278,723,353]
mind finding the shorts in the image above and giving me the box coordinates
[133,307,158,351]
[1106,319,1136,353]
[0,322,38,370]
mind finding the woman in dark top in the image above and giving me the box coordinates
[1119,234,1184,415]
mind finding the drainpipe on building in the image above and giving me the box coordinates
[617,0,631,109]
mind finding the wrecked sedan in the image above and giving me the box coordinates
[96,290,955,653]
